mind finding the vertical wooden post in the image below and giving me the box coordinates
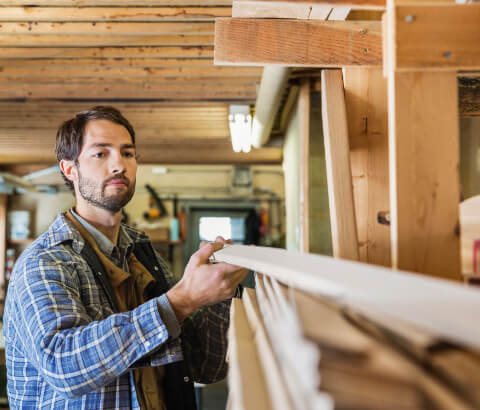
[386,1,461,280]
[321,69,359,261]
[0,194,7,302]
[299,78,310,253]
[344,68,391,267]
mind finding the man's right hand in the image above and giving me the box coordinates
[166,240,247,323]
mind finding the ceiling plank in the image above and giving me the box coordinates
[0,0,232,5]
[0,21,214,34]
[0,82,257,99]
[0,58,217,67]
[0,77,259,85]
[214,18,381,67]
[0,65,262,77]
[0,34,214,46]
[0,46,214,59]
[0,7,232,21]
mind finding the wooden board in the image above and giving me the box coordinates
[321,69,359,261]
[393,4,480,71]
[214,19,381,67]
[232,1,332,19]
[388,71,461,280]
[228,299,272,410]
[0,7,231,21]
[213,244,480,350]
[343,67,390,266]
[299,79,310,253]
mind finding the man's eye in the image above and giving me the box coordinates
[123,151,135,158]
[93,152,105,158]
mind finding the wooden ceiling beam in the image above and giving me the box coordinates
[0,7,232,21]
[0,142,282,165]
[0,46,214,59]
[214,18,381,67]
[392,4,480,71]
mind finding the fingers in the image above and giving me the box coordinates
[189,242,217,266]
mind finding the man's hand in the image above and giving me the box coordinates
[166,236,248,323]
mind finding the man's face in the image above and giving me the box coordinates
[73,119,137,212]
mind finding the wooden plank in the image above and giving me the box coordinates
[0,21,213,34]
[299,79,310,253]
[344,67,390,266]
[0,83,257,99]
[0,46,214,59]
[388,71,461,280]
[0,34,214,47]
[0,194,6,303]
[0,58,216,68]
[328,6,351,19]
[214,18,381,67]
[228,298,272,410]
[0,0,232,4]
[0,142,282,164]
[241,287,294,410]
[394,4,480,71]
[230,0,385,6]
[0,7,231,21]
[321,69,359,261]
[0,66,262,78]
[213,244,480,351]
[232,0,332,19]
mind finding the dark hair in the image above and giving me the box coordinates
[55,106,136,191]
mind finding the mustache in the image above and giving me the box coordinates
[103,174,130,187]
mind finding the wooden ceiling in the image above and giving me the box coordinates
[0,0,282,165]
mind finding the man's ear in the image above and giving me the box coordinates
[59,159,78,185]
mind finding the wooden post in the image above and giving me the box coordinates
[299,78,310,253]
[321,69,359,261]
[386,1,461,280]
[344,68,391,267]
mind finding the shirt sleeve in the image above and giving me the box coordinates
[13,251,178,399]
[153,249,231,384]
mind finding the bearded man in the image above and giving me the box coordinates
[3,106,247,409]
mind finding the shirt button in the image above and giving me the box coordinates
[98,272,102,276]
[154,266,159,271]
[184,377,190,383]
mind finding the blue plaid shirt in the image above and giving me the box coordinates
[3,213,230,409]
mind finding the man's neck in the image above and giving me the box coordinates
[74,202,122,245]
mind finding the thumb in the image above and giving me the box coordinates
[189,241,224,267]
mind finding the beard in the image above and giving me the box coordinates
[77,169,135,213]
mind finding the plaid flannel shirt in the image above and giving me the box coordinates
[3,213,230,409]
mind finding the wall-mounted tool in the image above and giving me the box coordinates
[143,184,168,221]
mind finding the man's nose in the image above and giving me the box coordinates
[109,151,127,174]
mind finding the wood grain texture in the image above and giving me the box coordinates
[232,0,332,19]
[394,4,480,71]
[344,67,391,267]
[214,18,381,67]
[0,7,231,21]
[1,0,232,4]
[321,69,360,261]
[228,298,272,410]
[388,71,461,280]
[459,76,480,117]
[0,46,214,59]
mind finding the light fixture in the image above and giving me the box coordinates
[229,105,252,153]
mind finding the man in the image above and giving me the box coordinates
[3,106,247,409]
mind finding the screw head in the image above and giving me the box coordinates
[405,15,416,23]
[443,51,452,59]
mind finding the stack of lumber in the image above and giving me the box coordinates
[219,245,480,410]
